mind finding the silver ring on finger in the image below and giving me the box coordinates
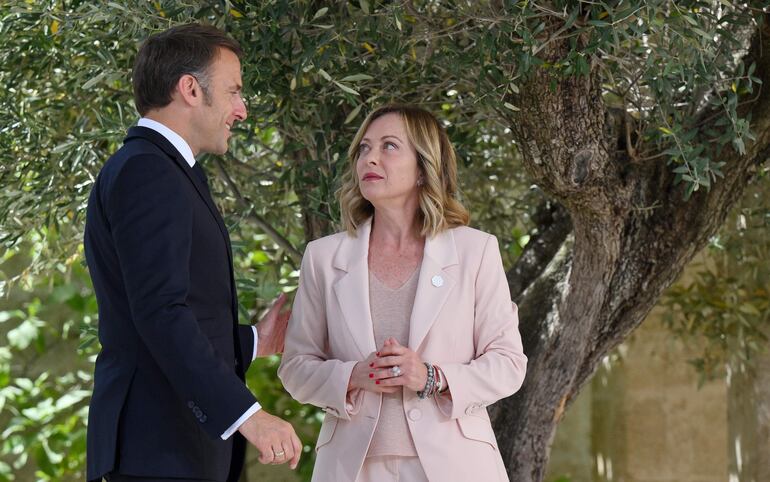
[273,449,285,458]
[390,365,402,377]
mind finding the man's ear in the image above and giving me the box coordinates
[176,74,203,107]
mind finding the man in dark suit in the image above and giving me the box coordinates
[84,24,302,482]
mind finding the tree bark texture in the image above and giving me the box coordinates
[492,13,770,482]
[291,149,334,243]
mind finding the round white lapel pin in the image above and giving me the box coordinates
[431,275,444,287]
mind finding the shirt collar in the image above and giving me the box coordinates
[137,117,196,167]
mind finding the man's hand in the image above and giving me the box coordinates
[238,409,302,469]
[256,293,291,356]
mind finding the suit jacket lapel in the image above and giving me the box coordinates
[332,219,377,358]
[330,218,461,356]
[185,164,234,270]
[408,228,458,351]
[124,127,233,263]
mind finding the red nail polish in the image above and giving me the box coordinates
[369,373,373,378]
[369,362,374,367]
[375,380,380,385]
[376,352,380,356]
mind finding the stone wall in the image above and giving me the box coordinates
[546,308,729,482]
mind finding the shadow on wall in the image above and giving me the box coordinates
[545,310,729,482]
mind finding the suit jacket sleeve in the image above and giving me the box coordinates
[106,154,256,438]
[238,324,255,369]
[277,241,359,421]
[436,234,527,419]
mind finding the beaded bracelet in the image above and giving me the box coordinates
[430,366,442,397]
[417,362,435,399]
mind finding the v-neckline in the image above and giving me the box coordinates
[369,265,420,292]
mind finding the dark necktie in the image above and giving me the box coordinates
[192,163,210,190]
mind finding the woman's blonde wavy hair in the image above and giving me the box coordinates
[338,104,469,237]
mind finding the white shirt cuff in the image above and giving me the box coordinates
[251,325,258,361]
[220,401,262,440]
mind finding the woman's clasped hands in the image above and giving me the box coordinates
[349,338,428,394]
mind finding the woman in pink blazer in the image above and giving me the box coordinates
[278,105,527,481]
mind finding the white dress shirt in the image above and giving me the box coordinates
[137,118,262,439]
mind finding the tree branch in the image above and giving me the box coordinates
[502,27,629,220]
[506,198,572,301]
[571,11,770,395]
[212,157,302,262]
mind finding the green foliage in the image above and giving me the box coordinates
[662,170,770,383]
[232,226,318,477]
[499,0,764,198]
[0,232,320,480]
[4,1,767,263]
[0,239,95,481]
[1,0,768,479]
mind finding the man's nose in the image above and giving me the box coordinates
[234,96,247,121]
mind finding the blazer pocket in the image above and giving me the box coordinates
[457,416,498,451]
[315,414,338,452]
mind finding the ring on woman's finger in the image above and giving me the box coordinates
[390,365,402,377]
[273,449,285,457]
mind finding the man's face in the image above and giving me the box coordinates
[195,48,247,155]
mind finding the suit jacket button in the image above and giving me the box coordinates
[200,415,207,423]
[188,401,195,409]
[408,409,422,421]
[465,406,475,416]
[194,407,202,417]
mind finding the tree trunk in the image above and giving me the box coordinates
[291,149,334,242]
[492,13,770,482]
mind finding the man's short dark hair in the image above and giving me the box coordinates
[132,23,243,116]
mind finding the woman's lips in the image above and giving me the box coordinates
[362,174,383,181]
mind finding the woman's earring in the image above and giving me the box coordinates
[417,177,425,187]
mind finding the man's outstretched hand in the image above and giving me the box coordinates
[256,293,291,356]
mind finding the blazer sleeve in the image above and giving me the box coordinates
[106,154,257,438]
[436,234,527,419]
[277,242,360,421]
[238,324,256,370]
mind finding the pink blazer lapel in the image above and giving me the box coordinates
[408,228,459,351]
[332,219,377,358]
[331,219,460,356]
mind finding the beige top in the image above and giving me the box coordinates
[366,268,420,458]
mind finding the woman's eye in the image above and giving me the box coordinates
[384,142,397,150]
[359,144,370,153]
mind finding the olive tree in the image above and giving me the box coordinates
[1,1,769,481]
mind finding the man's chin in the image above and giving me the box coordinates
[199,139,230,156]
[209,145,228,156]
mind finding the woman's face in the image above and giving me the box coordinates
[356,113,421,210]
